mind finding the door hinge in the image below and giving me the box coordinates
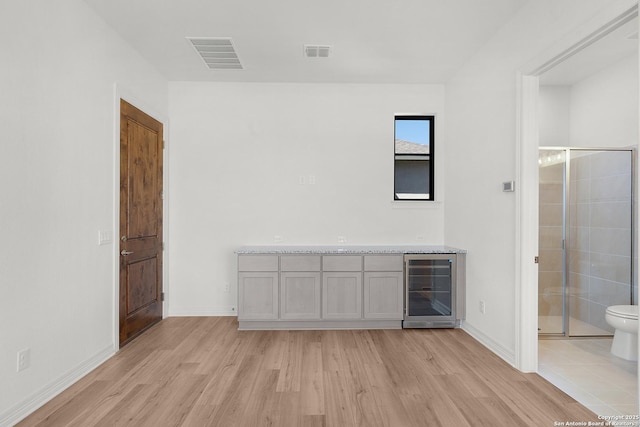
[161,292,165,302]
[162,241,165,251]
[534,256,539,264]
[162,140,165,149]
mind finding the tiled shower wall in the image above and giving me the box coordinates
[539,150,633,335]
[568,151,632,334]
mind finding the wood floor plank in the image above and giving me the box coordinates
[208,353,262,424]
[363,362,422,426]
[75,383,159,427]
[19,381,112,427]
[276,331,304,392]
[322,370,358,426]
[300,340,325,416]
[17,317,605,427]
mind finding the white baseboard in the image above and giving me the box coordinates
[168,306,238,317]
[462,321,516,367]
[0,345,115,427]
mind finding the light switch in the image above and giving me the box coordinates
[502,181,515,192]
[98,229,113,246]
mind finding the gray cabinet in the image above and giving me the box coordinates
[364,272,404,319]
[236,249,464,330]
[279,255,321,320]
[238,272,279,320]
[238,255,279,320]
[280,272,321,319]
[322,272,362,319]
[322,255,362,319]
[363,255,404,320]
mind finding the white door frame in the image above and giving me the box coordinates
[515,1,639,373]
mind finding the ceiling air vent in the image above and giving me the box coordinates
[187,37,243,70]
[304,45,331,58]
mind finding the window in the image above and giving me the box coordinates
[394,115,434,201]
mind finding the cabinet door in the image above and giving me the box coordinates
[363,272,404,319]
[280,272,321,319]
[238,272,279,320]
[322,272,362,319]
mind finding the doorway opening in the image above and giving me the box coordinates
[516,3,638,373]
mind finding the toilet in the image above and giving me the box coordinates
[605,305,638,361]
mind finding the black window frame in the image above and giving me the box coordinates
[393,115,435,201]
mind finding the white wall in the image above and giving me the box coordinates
[570,54,639,147]
[167,82,445,315]
[540,54,638,148]
[0,0,168,424]
[444,0,632,363]
[539,86,571,147]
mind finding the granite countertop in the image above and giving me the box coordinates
[235,245,466,254]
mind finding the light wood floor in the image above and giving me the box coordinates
[18,317,599,426]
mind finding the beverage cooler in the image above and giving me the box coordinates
[403,254,465,328]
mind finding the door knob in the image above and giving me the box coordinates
[121,250,134,256]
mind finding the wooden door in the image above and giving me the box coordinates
[119,99,163,347]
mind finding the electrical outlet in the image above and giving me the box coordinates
[479,300,486,314]
[274,235,283,243]
[337,236,347,243]
[17,348,30,372]
[224,282,230,293]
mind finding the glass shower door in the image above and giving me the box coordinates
[538,148,634,337]
[538,149,566,335]
[567,150,633,336]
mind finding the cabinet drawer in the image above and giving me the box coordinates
[238,255,279,272]
[323,255,362,271]
[280,255,321,271]
[364,255,403,271]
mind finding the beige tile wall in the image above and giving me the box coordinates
[539,161,565,324]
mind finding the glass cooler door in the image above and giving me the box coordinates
[405,255,455,324]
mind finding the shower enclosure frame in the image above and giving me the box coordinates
[539,146,636,338]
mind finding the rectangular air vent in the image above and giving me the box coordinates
[304,45,331,58]
[187,37,243,70]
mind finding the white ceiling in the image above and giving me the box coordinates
[84,0,527,83]
[540,16,638,86]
